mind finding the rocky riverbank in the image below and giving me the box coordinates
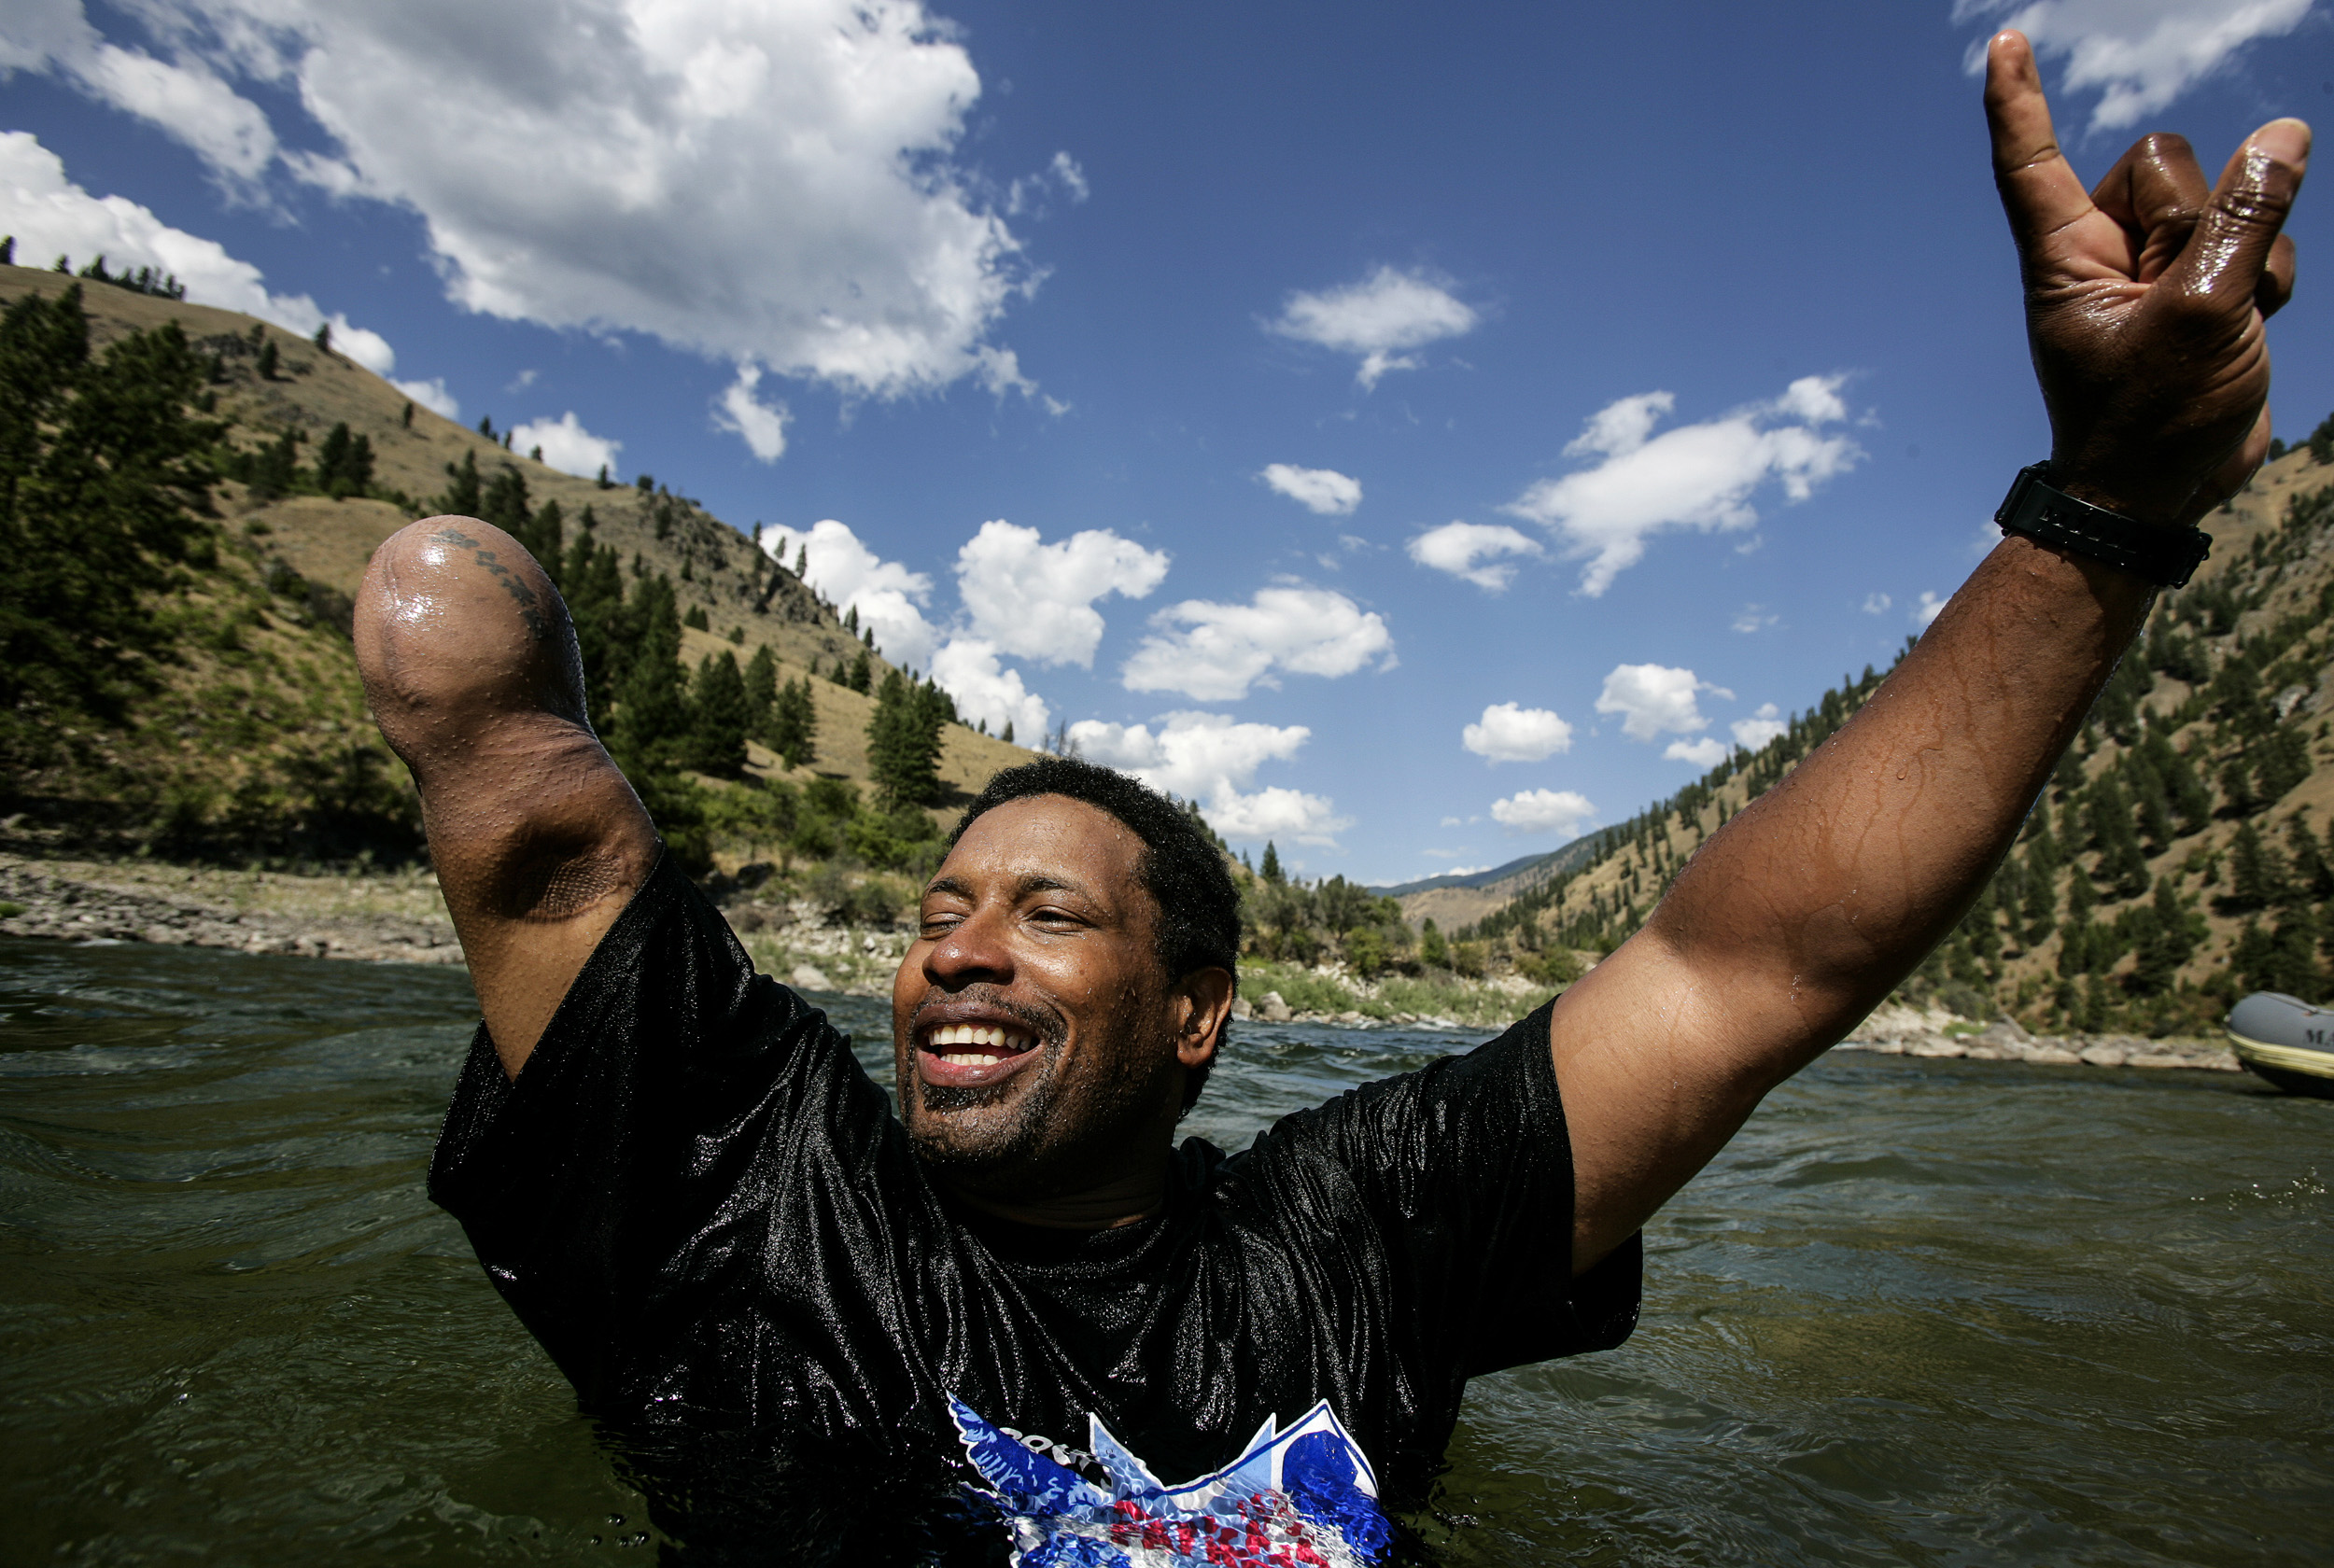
[0,854,2250,1073]
[1835,1002,2240,1071]
[0,852,462,965]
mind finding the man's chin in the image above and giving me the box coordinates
[905,1080,1050,1173]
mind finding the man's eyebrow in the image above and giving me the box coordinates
[920,871,1094,903]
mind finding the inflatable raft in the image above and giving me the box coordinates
[2225,992,2334,1099]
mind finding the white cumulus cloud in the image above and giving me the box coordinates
[1067,710,1347,845]
[394,377,459,420]
[1462,703,1573,763]
[1259,463,1362,516]
[1731,702,1787,751]
[511,411,620,479]
[1121,586,1394,702]
[1955,0,2313,133]
[1596,664,1731,742]
[1490,788,1597,838]
[0,131,399,374]
[1267,265,1478,389]
[930,637,1049,741]
[1504,375,1862,596]
[10,0,1056,403]
[954,520,1170,668]
[1862,592,1892,615]
[1202,785,1353,847]
[1664,737,1729,767]
[1405,521,1545,592]
[0,7,277,184]
[715,363,789,462]
[1914,590,1947,629]
[762,518,939,669]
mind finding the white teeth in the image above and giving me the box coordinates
[940,1052,988,1066]
[928,1022,1032,1055]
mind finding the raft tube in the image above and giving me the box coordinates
[2226,992,2334,1099]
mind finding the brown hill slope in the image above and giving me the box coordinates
[1,266,1037,853]
[1423,446,2334,1034]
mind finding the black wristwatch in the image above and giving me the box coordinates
[1994,463,2211,589]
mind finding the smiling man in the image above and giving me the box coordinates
[358,35,2306,1563]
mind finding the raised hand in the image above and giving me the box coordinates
[1985,29,2308,528]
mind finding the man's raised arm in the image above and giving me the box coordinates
[356,518,659,1077]
[1551,33,2309,1273]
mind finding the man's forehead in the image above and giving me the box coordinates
[936,795,1143,891]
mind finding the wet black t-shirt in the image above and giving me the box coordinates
[429,855,1638,1556]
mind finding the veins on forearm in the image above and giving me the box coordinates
[432,525,549,641]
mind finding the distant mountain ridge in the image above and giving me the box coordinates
[1403,438,2334,1035]
[0,263,1040,856]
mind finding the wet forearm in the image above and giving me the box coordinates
[1652,531,2152,1070]
[356,517,657,1071]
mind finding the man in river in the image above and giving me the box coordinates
[356,34,2305,1561]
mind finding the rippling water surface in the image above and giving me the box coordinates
[3,936,2327,1563]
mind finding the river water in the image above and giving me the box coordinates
[2,935,2327,1565]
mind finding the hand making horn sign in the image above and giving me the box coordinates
[350,30,2306,1560]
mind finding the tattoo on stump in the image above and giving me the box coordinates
[434,526,548,641]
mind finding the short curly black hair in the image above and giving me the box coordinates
[948,755,1239,1111]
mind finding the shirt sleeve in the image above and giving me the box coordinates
[426,851,895,1411]
[1248,1001,1641,1379]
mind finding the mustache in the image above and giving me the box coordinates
[905,985,1065,1116]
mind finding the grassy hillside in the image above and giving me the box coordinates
[0,264,1039,870]
[1411,442,2334,1032]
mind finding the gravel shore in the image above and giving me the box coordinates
[0,854,2249,1073]
[0,852,463,965]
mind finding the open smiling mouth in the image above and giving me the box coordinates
[918,1022,1042,1088]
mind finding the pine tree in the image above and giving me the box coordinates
[848,648,873,693]
[743,644,779,739]
[2022,812,2061,945]
[480,464,530,539]
[437,450,483,517]
[2060,871,2098,976]
[2150,732,2212,836]
[2227,822,2290,912]
[2127,876,2200,994]
[609,575,686,778]
[1260,842,1285,885]
[684,651,750,777]
[865,670,943,806]
[247,429,303,499]
[2286,816,2334,902]
[2086,775,2150,900]
[0,287,222,732]
[1420,917,1448,969]
[2254,728,2312,805]
[2125,751,2174,854]
[313,421,374,499]
[255,338,278,379]
[769,676,818,769]
[1001,719,1014,746]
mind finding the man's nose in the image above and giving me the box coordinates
[925,904,1014,985]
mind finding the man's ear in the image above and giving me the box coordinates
[1174,967,1236,1069]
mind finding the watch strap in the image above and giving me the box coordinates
[1994,462,2211,590]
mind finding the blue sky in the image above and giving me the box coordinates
[4,0,2327,883]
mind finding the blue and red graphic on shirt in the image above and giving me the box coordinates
[949,1394,1393,1567]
